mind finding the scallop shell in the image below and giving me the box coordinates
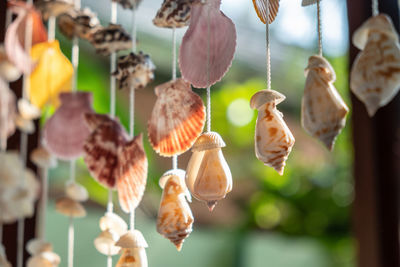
[65,181,89,202]
[18,99,41,120]
[58,7,100,41]
[301,0,319,6]
[0,45,22,82]
[351,14,400,117]
[116,248,148,267]
[112,0,142,10]
[44,92,93,160]
[83,113,129,189]
[148,79,206,157]
[113,52,156,91]
[30,146,57,169]
[250,90,295,175]
[116,230,148,248]
[94,229,120,256]
[252,0,280,24]
[179,0,237,88]
[0,80,16,147]
[55,197,86,218]
[302,55,348,150]
[157,170,193,251]
[90,24,132,56]
[153,0,193,28]
[99,212,128,236]
[35,0,74,21]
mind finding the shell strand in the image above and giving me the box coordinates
[317,0,323,56]
[266,1,271,90]
[206,7,212,132]
[172,27,178,169]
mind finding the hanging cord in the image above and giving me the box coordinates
[372,0,379,16]
[68,217,74,267]
[265,0,271,90]
[206,7,211,133]
[36,166,49,240]
[317,0,323,56]
[171,27,178,169]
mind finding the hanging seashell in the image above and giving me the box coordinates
[153,0,193,28]
[186,132,232,211]
[157,169,193,251]
[112,0,142,10]
[252,0,280,24]
[58,7,101,41]
[117,134,148,213]
[179,0,237,88]
[116,248,148,267]
[99,212,128,236]
[55,197,86,218]
[90,24,132,56]
[116,230,148,249]
[0,80,17,146]
[35,0,75,21]
[30,146,57,169]
[18,98,41,121]
[113,52,156,91]
[43,92,93,160]
[351,14,400,116]
[302,55,348,150]
[83,113,129,189]
[301,0,319,6]
[250,90,295,174]
[29,40,73,109]
[94,229,120,256]
[65,181,89,202]
[0,45,22,82]
[27,251,60,267]
[26,239,53,255]
[148,78,205,157]
[15,114,35,134]
[0,244,11,267]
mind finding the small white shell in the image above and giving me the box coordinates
[15,115,35,134]
[26,239,53,256]
[30,147,57,169]
[55,197,86,218]
[94,229,120,256]
[65,181,89,202]
[116,230,148,249]
[99,212,128,236]
[18,99,41,121]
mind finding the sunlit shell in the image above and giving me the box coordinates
[250,90,295,175]
[29,40,73,109]
[30,146,57,169]
[99,212,128,236]
[65,181,89,202]
[94,229,120,256]
[153,0,192,28]
[252,0,280,24]
[90,24,132,56]
[157,169,193,251]
[301,0,319,6]
[0,45,22,82]
[302,55,348,150]
[113,52,156,90]
[179,0,236,88]
[83,113,129,189]
[58,7,100,41]
[18,99,41,120]
[148,79,205,157]
[35,0,74,21]
[43,92,93,160]
[55,197,86,218]
[26,238,53,255]
[116,230,148,248]
[186,132,232,211]
[351,14,400,117]
[116,248,148,267]
[112,0,142,10]
[0,80,16,147]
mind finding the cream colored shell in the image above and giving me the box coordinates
[115,248,148,267]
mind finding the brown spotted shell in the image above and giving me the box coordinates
[250,90,295,175]
[153,0,193,28]
[90,24,132,56]
[148,78,205,157]
[58,7,100,41]
[252,0,280,24]
[302,55,348,150]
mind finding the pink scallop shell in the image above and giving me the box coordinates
[179,0,236,88]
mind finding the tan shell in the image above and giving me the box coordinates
[157,172,193,251]
[26,239,53,256]
[351,14,400,116]
[15,115,35,134]
[99,212,128,236]
[302,55,348,150]
[65,181,89,202]
[153,0,192,28]
[27,251,60,267]
[252,0,280,24]
[18,99,41,121]
[30,147,57,169]
[191,131,226,152]
[115,248,148,267]
[116,230,148,249]
[148,79,206,157]
[250,89,295,174]
[55,197,86,218]
[94,229,120,256]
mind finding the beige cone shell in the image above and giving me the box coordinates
[250,90,295,175]
[65,181,89,202]
[55,197,86,218]
[302,55,348,150]
[99,212,128,236]
[351,14,400,117]
[116,248,148,267]
[116,230,148,249]
[94,229,120,256]
[30,147,57,169]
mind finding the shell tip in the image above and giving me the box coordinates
[175,243,183,252]
[207,201,217,212]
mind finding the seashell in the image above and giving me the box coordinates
[58,7,100,41]
[0,152,26,190]
[179,0,237,88]
[153,0,193,28]
[27,255,53,267]
[0,45,22,82]
[18,99,41,120]
[112,0,142,10]
[252,0,280,24]
[157,169,193,251]
[0,80,17,147]
[117,134,148,213]
[83,113,129,189]
[29,40,73,109]
[301,0,319,7]
[26,239,53,256]
[90,24,132,56]
[65,181,89,202]
[94,229,120,256]
[116,230,148,249]
[116,248,148,267]
[43,92,93,160]
[15,114,35,134]
[55,197,86,218]
[0,244,11,267]
[148,78,206,157]
[113,52,156,91]
[351,14,400,116]
[250,90,295,174]
[99,212,128,236]
[30,146,57,169]
[35,0,74,21]
[302,55,348,149]
[186,131,232,211]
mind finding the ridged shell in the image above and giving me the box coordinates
[252,0,280,24]
[148,79,205,156]
[303,55,348,149]
[351,14,400,117]
[117,134,148,213]
[83,113,129,189]
[153,0,192,28]
[179,0,237,88]
[301,0,319,6]
[157,172,193,251]
[58,7,100,41]
[91,24,132,56]
[112,0,142,10]
[35,0,74,21]
[0,80,16,148]
[191,131,225,152]
[250,90,285,110]
[115,248,148,267]
[116,230,148,248]
[44,92,93,160]
[250,89,295,175]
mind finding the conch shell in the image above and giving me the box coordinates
[179,0,236,88]
[351,14,400,116]
[302,55,348,150]
[252,0,280,24]
[148,79,205,157]
[250,90,295,174]
[186,132,232,211]
[153,0,193,28]
[157,169,193,251]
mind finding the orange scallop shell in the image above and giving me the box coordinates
[252,0,280,24]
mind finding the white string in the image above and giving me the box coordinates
[36,168,49,240]
[129,209,135,230]
[69,160,76,182]
[0,224,2,244]
[171,27,178,168]
[0,85,8,151]
[266,0,271,90]
[17,218,24,267]
[107,190,113,213]
[72,37,79,92]
[131,2,137,53]
[68,217,74,267]
[317,0,323,56]
[110,2,118,119]
[47,16,56,42]
[206,87,211,132]
[372,0,379,16]
[206,5,211,133]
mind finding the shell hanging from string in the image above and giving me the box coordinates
[351,14,400,116]
[58,7,101,41]
[15,98,41,134]
[302,55,348,150]
[153,0,193,28]
[148,78,206,157]
[26,239,60,267]
[90,24,132,56]
[115,230,148,267]
[252,0,280,24]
